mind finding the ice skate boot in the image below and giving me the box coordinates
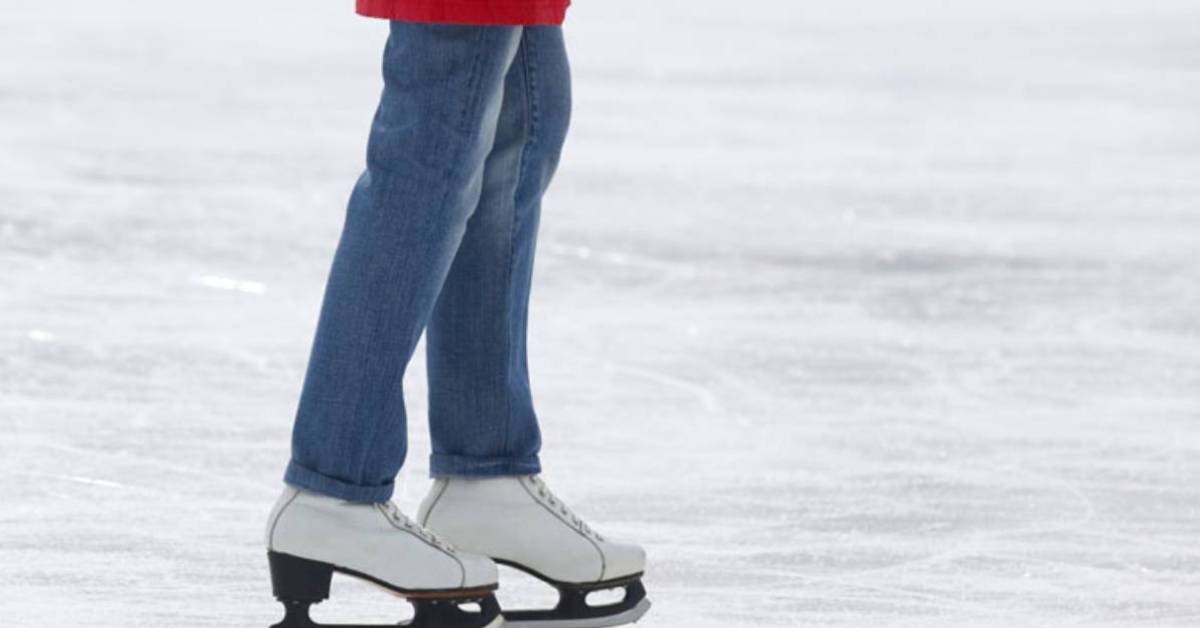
[265,485,503,628]
[419,475,649,628]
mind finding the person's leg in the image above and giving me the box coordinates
[415,30,651,626]
[285,22,525,503]
[424,26,572,477]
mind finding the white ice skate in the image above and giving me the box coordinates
[419,475,650,628]
[264,486,504,628]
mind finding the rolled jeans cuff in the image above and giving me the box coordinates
[429,453,541,478]
[284,460,394,503]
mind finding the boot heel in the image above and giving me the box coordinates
[268,551,334,602]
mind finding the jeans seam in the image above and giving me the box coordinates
[502,31,538,458]
[354,26,490,484]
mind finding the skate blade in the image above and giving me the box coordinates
[268,550,502,628]
[273,618,505,628]
[476,617,506,628]
[503,598,651,628]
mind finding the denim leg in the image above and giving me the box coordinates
[425,27,572,478]
[286,23,525,503]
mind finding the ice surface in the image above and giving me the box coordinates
[2,0,1199,626]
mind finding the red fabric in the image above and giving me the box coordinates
[357,0,569,25]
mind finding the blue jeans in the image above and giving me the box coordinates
[284,22,571,503]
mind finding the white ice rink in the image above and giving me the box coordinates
[2,0,1199,626]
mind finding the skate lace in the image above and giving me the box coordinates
[380,501,456,553]
[528,475,605,542]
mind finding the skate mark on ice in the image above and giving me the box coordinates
[597,359,723,414]
[981,463,1096,530]
[15,470,129,490]
[726,456,1107,614]
[190,273,266,294]
[661,567,1029,622]
[1072,528,1200,558]
[545,242,699,280]
[26,329,57,342]
[27,438,270,493]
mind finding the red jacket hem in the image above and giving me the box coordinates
[356,0,569,26]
